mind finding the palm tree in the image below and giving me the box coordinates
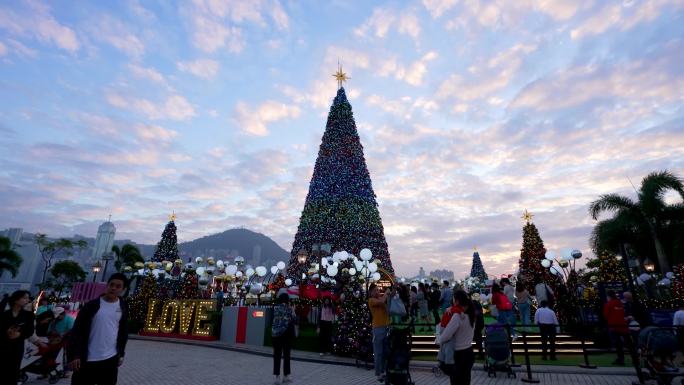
[0,236,22,278]
[112,244,144,272]
[589,170,684,273]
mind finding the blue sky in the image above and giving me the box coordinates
[1,0,683,277]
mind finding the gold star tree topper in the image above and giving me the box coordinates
[332,62,350,89]
[521,209,534,223]
[169,211,177,222]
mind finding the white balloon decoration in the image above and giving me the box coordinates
[549,266,559,275]
[277,261,286,270]
[195,257,203,264]
[196,267,206,276]
[271,266,278,275]
[560,248,573,260]
[349,268,357,275]
[322,258,329,266]
[216,261,225,269]
[333,262,339,268]
[245,268,255,277]
[285,278,293,286]
[368,262,378,273]
[541,259,551,268]
[360,248,372,261]
[372,272,381,281]
[327,266,338,277]
[354,260,363,271]
[226,265,238,275]
[544,251,556,261]
[256,266,267,277]
[339,251,349,260]
[332,252,341,262]
[236,271,243,278]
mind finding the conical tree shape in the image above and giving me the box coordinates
[518,221,556,292]
[470,251,488,281]
[152,220,178,262]
[288,87,393,275]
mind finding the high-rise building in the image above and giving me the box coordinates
[92,220,116,262]
[0,228,42,293]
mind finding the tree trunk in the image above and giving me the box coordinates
[646,221,670,273]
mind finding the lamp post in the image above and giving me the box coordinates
[101,251,114,282]
[92,261,102,283]
[643,258,656,273]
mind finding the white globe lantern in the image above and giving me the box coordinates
[360,248,372,261]
[277,261,286,270]
[285,278,293,286]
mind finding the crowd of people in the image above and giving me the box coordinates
[0,273,130,385]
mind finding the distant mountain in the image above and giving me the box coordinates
[136,228,290,268]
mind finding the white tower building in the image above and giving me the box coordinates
[93,219,116,261]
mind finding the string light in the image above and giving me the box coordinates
[159,300,180,333]
[144,298,160,333]
[178,301,196,334]
[193,300,216,336]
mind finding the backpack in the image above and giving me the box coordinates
[272,305,292,337]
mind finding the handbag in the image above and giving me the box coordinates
[389,296,407,317]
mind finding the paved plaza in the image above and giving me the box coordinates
[25,339,651,385]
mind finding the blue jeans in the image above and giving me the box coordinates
[372,326,388,376]
[518,303,531,328]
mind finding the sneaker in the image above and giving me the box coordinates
[283,376,292,383]
[274,376,281,385]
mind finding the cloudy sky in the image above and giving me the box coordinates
[1,0,683,277]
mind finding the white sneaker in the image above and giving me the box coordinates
[274,376,281,385]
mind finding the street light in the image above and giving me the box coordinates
[643,258,656,273]
[92,261,102,283]
[297,250,308,265]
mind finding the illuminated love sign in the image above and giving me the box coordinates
[144,299,216,337]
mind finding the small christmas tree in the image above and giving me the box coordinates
[129,275,159,324]
[517,210,555,293]
[597,252,627,283]
[334,281,372,357]
[178,272,199,299]
[152,215,179,263]
[470,250,488,281]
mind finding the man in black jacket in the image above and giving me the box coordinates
[68,273,129,385]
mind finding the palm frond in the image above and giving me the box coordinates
[588,194,638,220]
[641,170,684,201]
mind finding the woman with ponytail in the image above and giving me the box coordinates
[438,290,475,385]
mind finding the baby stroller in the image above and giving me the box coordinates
[483,324,515,378]
[637,326,682,385]
[385,326,415,385]
[20,334,67,384]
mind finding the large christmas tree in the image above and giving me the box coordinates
[470,250,488,281]
[287,83,393,275]
[152,216,179,263]
[129,275,159,324]
[517,210,555,293]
